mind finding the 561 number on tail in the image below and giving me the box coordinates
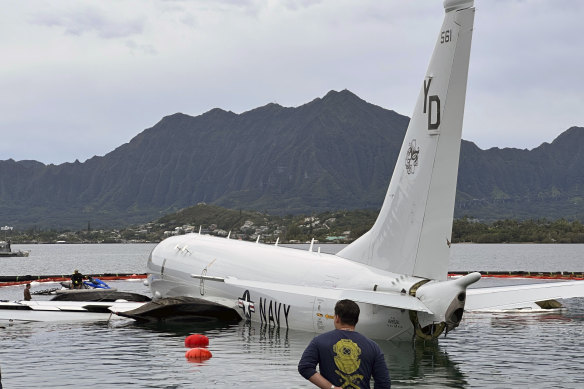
[441,29,452,44]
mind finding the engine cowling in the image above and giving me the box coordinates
[410,272,481,340]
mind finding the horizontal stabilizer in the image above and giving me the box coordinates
[465,281,584,311]
[224,277,432,313]
[17,300,145,312]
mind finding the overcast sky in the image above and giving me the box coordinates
[1,0,582,164]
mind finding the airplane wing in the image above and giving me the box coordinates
[222,276,433,313]
[465,280,584,311]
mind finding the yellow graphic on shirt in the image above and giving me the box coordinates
[333,339,364,388]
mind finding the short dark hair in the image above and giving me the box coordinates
[334,299,360,326]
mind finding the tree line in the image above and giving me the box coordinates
[6,204,584,244]
[452,217,584,243]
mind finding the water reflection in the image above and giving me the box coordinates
[2,301,583,388]
[127,316,238,337]
[112,320,470,388]
[381,340,467,388]
[489,311,574,329]
[241,322,291,349]
[128,318,469,388]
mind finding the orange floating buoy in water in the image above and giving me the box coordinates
[185,347,212,362]
[185,334,209,348]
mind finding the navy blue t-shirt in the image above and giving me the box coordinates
[298,329,391,389]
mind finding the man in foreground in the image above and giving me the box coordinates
[298,299,391,389]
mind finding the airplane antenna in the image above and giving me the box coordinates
[309,238,314,252]
[199,225,202,235]
[275,237,279,247]
[318,247,321,254]
[256,235,260,243]
[227,231,231,239]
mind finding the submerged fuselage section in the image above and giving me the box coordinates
[147,234,477,340]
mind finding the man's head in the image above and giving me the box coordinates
[334,299,360,327]
[25,283,31,289]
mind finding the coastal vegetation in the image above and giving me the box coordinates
[5,204,584,245]
[452,217,584,244]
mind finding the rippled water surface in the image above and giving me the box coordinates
[1,243,583,388]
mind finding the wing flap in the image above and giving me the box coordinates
[224,277,432,313]
[465,281,584,311]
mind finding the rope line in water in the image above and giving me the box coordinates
[449,271,584,280]
[0,273,147,287]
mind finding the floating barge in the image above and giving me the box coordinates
[0,240,29,257]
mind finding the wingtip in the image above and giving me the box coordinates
[454,271,481,287]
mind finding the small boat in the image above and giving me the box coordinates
[56,276,116,294]
[0,241,29,257]
[83,277,111,289]
[59,276,113,290]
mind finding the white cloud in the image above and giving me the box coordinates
[0,0,582,163]
[29,3,145,39]
[462,0,584,149]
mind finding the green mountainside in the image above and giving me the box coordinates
[0,89,583,229]
[9,203,584,245]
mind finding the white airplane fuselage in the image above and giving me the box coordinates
[147,234,473,341]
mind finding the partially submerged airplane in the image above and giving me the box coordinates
[144,0,584,341]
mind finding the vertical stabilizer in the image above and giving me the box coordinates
[337,1,475,281]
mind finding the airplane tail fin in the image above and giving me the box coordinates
[337,1,475,281]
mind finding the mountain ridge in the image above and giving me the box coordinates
[0,90,582,229]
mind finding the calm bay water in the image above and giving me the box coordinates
[1,243,583,388]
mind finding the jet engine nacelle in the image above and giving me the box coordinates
[410,272,481,339]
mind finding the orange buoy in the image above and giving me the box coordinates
[185,347,212,362]
[185,334,209,348]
